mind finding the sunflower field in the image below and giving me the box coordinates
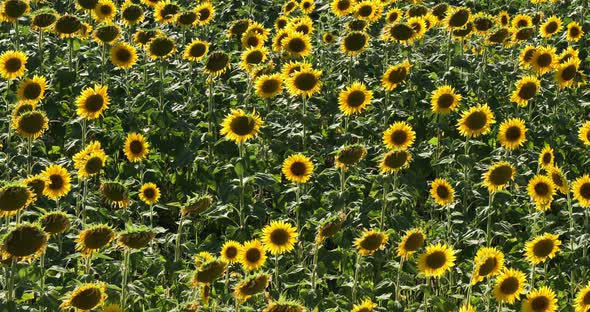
[0,0,589,311]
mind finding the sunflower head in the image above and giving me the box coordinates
[16,75,47,103]
[530,46,557,75]
[76,84,110,120]
[240,47,268,72]
[134,29,161,46]
[525,232,561,266]
[538,146,554,169]
[486,27,511,45]
[282,31,312,58]
[92,0,116,23]
[100,181,130,208]
[54,14,82,38]
[383,23,415,43]
[417,242,456,278]
[121,1,144,26]
[41,164,72,200]
[316,212,347,243]
[382,61,411,91]
[1,223,48,262]
[341,31,369,56]
[23,174,45,199]
[351,298,377,312]
[354,229,389,256]
[76,0,99,10]
[139,182,160,205]
[117,226,155,249]
[540,16,562,38]
[566,21,584,42]
[263,299,305,312]
[194,2,214,26]
[220,240,241,263]
[254,74,283,99]
[0,50,27,80]
[335,144,367,169]
[482,162,514,192]
[338,81,373,116]
[181,195,214,218]
[522,286,557,312]
[32,8,58,29]
[154,1,180,24]
[227,19,251,38]
[527,175,555,211]
[124,132,149,162]
[471,246,505,285]
[204,51,230,76]
[60,282,107,311]
[183,39,210,62]
[261,221,298,255]
[431,85,460,114]
[546,166,568,194]
[234,273,271,302]
[175,9,198,27]
[456,104,495,138]
[493,268,527,304]
[383,121,415,151]
[76,224,115,256]
[239,240,266,271]
[220,109,263,143]
[110,43,138,69]
[397,228,426,259]
[287,68,322,97]
[39,211,70,235]
[444,6,470,29]
[498,118,527,150]
[0,0,29,22]
[573,175,590,208]
[430,178,454,206]
[12,110,48,139]
[146,35,176,59]
[511,75,540,106]
[379,150,412,174]
[282,154,314,184]
[554,58,579,89]
[93,24,121,44]
[575,283,590,312]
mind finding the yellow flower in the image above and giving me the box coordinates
[512,14,532,28]
[566,21,584,42]
[338,81,373,116]
[73,141,107,178]
[351,298,377,312]
[110,42,138,69]
[353,0,382,22]
[456,104,495,138]
[382,61,411,91]
[76,84,110,120]
[430,178,454,206]
[354,229,389,256]
[510,75,540,107]
[554,58,579,89]
[194,1,214,26]
[234,273,270,302]
[539,15,562,38]
[578,121,590,146]
[522,286,557,312]
[519,45,537,69]
[120,1,144,26]
[459,304,476,312]
[1,223,47,263]
[538,146,554,169]
[497,118,527,150]
[545,166,569,194]
[383,121,415,150]
[41,164,71,200]
[146,35,176,59]
[379,150,412,174]
[417,242,456,278]
[0,50,27,80]
[396,228,426,259]
[76,224,115,256]
[183,39,209,62]
[530,46,557,76]
[493,268,526,304]
[471,246,504,285]
[340,31,369,56]
[12,109,48,139]
[92,0,117,23]
[220,241,241,264]
[261,220,298,255]
[220,109,263,144]
[204,51,230,77]
[572,175,590,208]
[575,282,590,312]
[239,240,266,271]
[524,232,561,265]
[282,154,313,184]
[255,74,283,99]
[286,68,322,97]
[139,183,160,205]
[527,175,555,211]
[61,282,108,311]
[282,31,312,58]
[154,1,179,24]
[123,132,149,162]
[482,162,514,192]
[444,6,470,30]
[240,47,268,73]
[16,75,47,103]
[431,85,461,114]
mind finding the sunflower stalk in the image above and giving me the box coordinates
[7,260,16,303]
[395,258,404,302]
[69,38,74,73]
[311,243,319,290]
[38,31,44,72]
[238,142,246,228]
[301,96,308,150]
[351,253,362,304]
[274,255,280,294]
[158,59,166,111]
[14,21,19,50]
[121,249,130,308]
[26,137,32,176]
[175,215,185,262]
[40,252,46,312]
[486,192,496,245]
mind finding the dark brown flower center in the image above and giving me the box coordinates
[270,229,290,245]
[489,165,512,186]
[84,94,104,113]
[384,151,409,169]
[84,156,103,175]
[403,233,424,252]
[425,251,446,269]
[290,161,307,177]
[229,115,255,136]
[465,111,488,130]
[115,48,132,62]
[531,296,550,310]
[536,53,552,68]
[359,233,383,251]
[544,22,558,34]
[534,182,550,197]
[346,90,366,107]
[505,126,522,142]
[245,248,261,263]
[23,83,41,99]
[189,43,207,58]
[343,32,367,52]
[500,277,519,294]
[560,65,577,81]
[294,73,318,91]
[129,140,144,154]
[437,93,454,108]
[390,23,414,41]
[71,287,102,310]
[261,79,280,94]
[518,82,537,100]
[224,246,238,259]
[387,67,407,84]
[436,185,450,199]
[5,57,22,73]
[49,174,64,190]
[477,257,497,277]
[579,183,590,199]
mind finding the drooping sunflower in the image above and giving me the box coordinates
[154,1,179,24]
[335,144,367,169]
[545,166,569,194]
[227,19,251,39]
[76,0,98,10]
[382,121,415,151]
[554,58,579,88]
[0,183,35,217]
[54,14,82,38]
[239,239,266,271]
[261,220,298,255]
[220,241,241,264]
[133,29,161,47]
[23,174,45,199]
[16,75,47,103]
[263,299,305,312]
[482,162,514,192]
[123,132,149,162]
[510,75,540,106]
[220,109,263,143]
[282,154,314,184]
[204,51,230,77]
[76,84,110,120]
[12,109,49,139]
[452,22,474,40]
[430,178,454,206]
[110,42,137,69]
[282,0,297,14]
[146,35,176,59]
[181,195,213,218]
[456,104,496,138]
[93,24,121,44]
[527,175,555,211]
[120,1,144,26]
[522,286,557,312]
[183,39,209,62]
[92,0,116,23]
[498,118,527,150]
[340,31,369,56]
[511,26,535,43]
[31,9,58,30]
[382,61,411,91]
[431,3,448,22]
[397,228,426,259]
[353,0,381,22]
[379,150,412,174]
[471,246,504,285]
[579,121,590,146]
[0,0,29,22]
[117,227,155,249]
[234,273,271,302]
[348,19,369,32]
[175,9,198,27]
[486,27,511,45]
[194,2,214,26]
[76,224,115,256]
[72,141,106,178]
[430,85,461,114]
[192,258,227,286]
[351,298,377,312]
[354,229,389,256]
[518,45,537,69]
[39,211,70,235]
[575,282,590,312]
[524,232,561,265]
[0,50,27,80]
[566,21,584,42]
[316,212,347,243]
[382,23,415,44]
[139,182,160,205]
[338,81,372,116]
[1,223,48,263]
[41,164,71,200]
[417,243,456,278]
[60,283,107,311]
[572,175,590,208]
[530,46,557,75]
[493,268,527,304]
[240,47,268,72]
[472,13,495,35]
[286,68,322,97]
[100,181,130,208]
[538,146,554,169]
[444,6,470,30]
[254,74,283,99]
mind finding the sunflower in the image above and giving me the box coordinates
[456,104,495,138]
[60,283,107,311]
[566,21,584,42]
[498,118,527,150]
[12,110,49,139]
[430,85,461,114]
[472,13,495,35]
[382,61,411,91]
[133,29,161,47]
[176,9,198,27]
[181,195,213,218]
[383,121,415,150]
[54,14,82,38]
[417,243,456,278]
[572,175,590,208]
[220,241,241,263]
[354,229,388,256]
[558,47,580,64]
[510,75,540,106]
[31,9,58,30]
[340,31,369,56]
[100,181,130,208]
[281,61,312,80]
[530,46,557,75]
[286,68,322,97]
[335,144,367,169]
[227,19,251,38]
[493,268,527,304]
[545,166,568,194]
[282,32,312,58]
[459,305,476,312]
[538,146,554,169]
[527,175,555,211]
[452,22,474,40]
[554,58,579,88]
[316,212,347,243]
[0,183,35,217]
[204,51,230,77]
[482,162,514,192]
[120,1,144,26]
[385,8,402,24]
[575,282,590,312]
[102,304,123,312]
[110,42,137,69]
[194,2,214,26]
[16,75,47,103]
[351,298,377,312]
[154,1,179,24]
[379,150,412,174]
[397,228,426,259]
[0,50,27,80]
[444,6,470,30]
[146,35,176,59]
[139,183,160,205]
[0,0,29,23]
[41,164,71,200]
[382,23,415,44]
[240,47,268,72]
[220,109,263,143]
[282,154,313,184]
[76,0,98,10]
[254,74,283,99]
[348,19,369,32]
[275,16,289,30]
[431,3,448,22]
[408,17,427,40]
[338,81,372,116]
[498,11,510,27]
[239,240,266,271]
[76,224,115,256]
[261,221,298,255]
[331,0,353,17]
[1,223,48,263]
[242,31,265,49]
[282,0,297,14]
[539,16,562,38]
[263,300,305,312]
[512,14,532,28]
[194,251,215,266]
[123,132,149,162]
[354,0,381,22]
[471,246,504,285]
[486,27,511,45]
[579,121,590,145]
[117,227,155,249]
[183,39,209,62]
[300,0,315,14]
[76,84,109,120]
[525,233,561,265]
[23,174,45,198]
[77,23,94,39]
[234,273,271,302]
[430,178,454,206]
[522,286,557,312]
[93,24,121,44]
[92,0,116,23]
[39,211,70,235]
[192,258,227,285]
[72,141,106,178]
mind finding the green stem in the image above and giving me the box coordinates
[351,253,362,304]
[311,243,319,290]
[69,38,74,73]
[395,258,404,301]
[7,260,16,303]
[380,176,390,230]
[339,167,346,194]
[26,137,32,176]
[238,142,245,228]
[274,255,280,294]
[301,96,308,150]
[175,216,185,262]
[159,59,165,111]
[121,249,130,307]
[486,192,495,245]
[14,21,19,50]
